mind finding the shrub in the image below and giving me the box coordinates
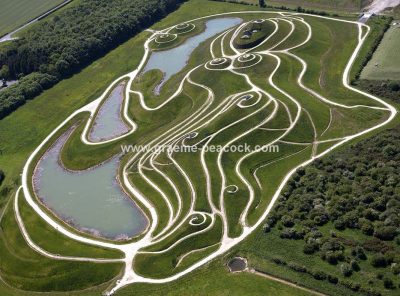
[0,169,4,186]
[0,65,10,80]
[363,238,391,253]
[287,262,307,273]
[374,226,397,241]
[363,288,381,296]
[360,219,374,235]
[350,260,360,272]
[0,185,11,197]
[340,263,352,277]
[271,257,286,266]
[371,253,388,268]
[324,251,344,265]
[388,81,400,92]
[327,274,339,284]
[281,215,295,227]
[341,280,360,291]
[352,246,367,260]
[280,228,304,239]
[383,277,394,289]
[334,218,346,230]
[263,223,271,233]
[384,251,396,264]
[303,243,317,254]
[392,264,400,275]
[311,270,327,280]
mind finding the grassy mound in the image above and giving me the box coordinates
[234,19,276,49]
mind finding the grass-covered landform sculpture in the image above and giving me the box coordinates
[8,10,396,296]
[233,19,275,49]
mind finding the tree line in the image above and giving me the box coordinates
[0,0,186,119]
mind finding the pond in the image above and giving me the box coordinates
[228,257,247,272]
[143,17,242,93]
[89,81,130,142]
[33,128,148,240]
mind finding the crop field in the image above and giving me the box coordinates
[0,0,66,37]
[0,0,397,295]
[361,22,400,81]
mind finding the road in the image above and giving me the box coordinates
[359,0,400,22]
[365,0,400,14]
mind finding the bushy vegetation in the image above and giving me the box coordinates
[254,126,400,295]
[0,73,57,118]
[269,125,400,243]
[0,0,185,119]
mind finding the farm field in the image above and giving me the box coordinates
[0,0,398,295]
[226,0,367,12]
[0,0,66,37]
[361,21,400,80]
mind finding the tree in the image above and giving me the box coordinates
[303,242,318,254]
[383,277,394,289]
[0,65,10,80]
[374,226,397,241]
[340,263,352,277]
[352,246,367,260]
[259,0,266,8]
[312,270,327,280]
[388,81,400,91]
[281,215,294,227]
[350,260,360,271]
[327,274,338,284]
[370,253,387,267]
[0,169,4,186]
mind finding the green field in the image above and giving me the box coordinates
[0,0,398,295]
[361,22,400,81]
[228,0,367,12]
[0,0,66,37]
